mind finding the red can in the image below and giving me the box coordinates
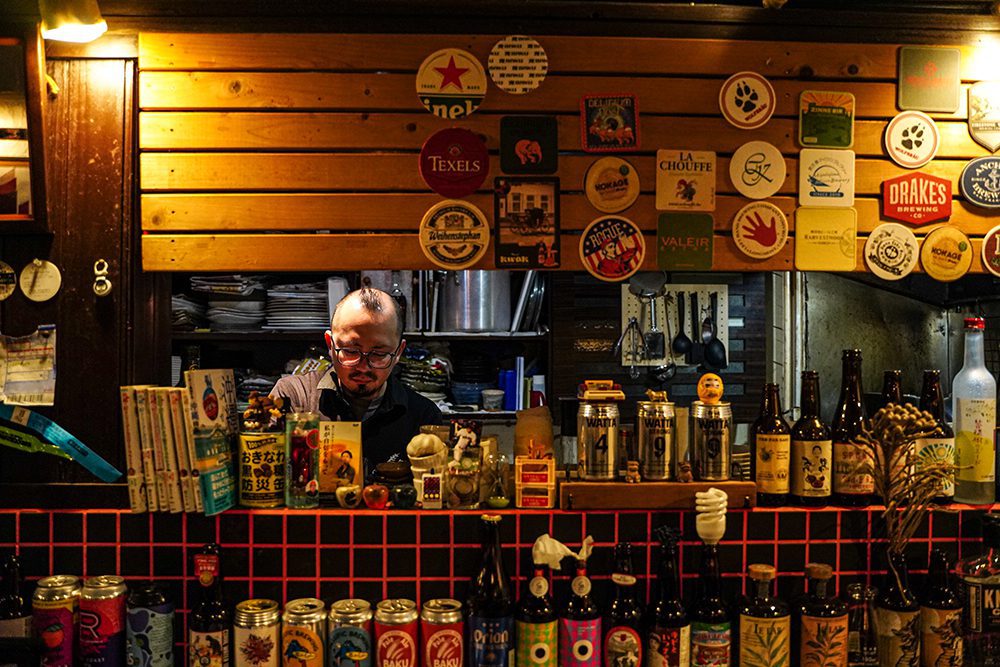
[420,599,464,667]
[78,575,127,667]
[375,599,419,667]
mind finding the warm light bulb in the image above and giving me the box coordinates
[41,20,107,43]
[39,0,108,43]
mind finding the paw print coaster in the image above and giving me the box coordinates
[732,201,788,259]
[719,72,775,130]
[885,111,939,169]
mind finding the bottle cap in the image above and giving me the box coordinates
[805,562,833,580]
[983,513,1000,546]
[748,563,775,581]
[965,317,986,330]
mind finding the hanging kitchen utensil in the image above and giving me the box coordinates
[704,291,729,369]
[649,293,676,384]
[689,292,704,365]
[628,272,668,361]
[671,289,692,357]
[612,316,648,380]
[700,299,714,345]
[645,290,666,359]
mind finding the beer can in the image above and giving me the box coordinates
[32,575,81,667]
[577,402,619,480]
[238,432,286,508]
[691,401,733,481]
[637,400,675,480]
[79,575,127,667]
[329,599,373,667]
[234,598,281,667]
[283,598,327,667]
[126,581,174,667]
[420,599,463,667]
[374,599,419,667]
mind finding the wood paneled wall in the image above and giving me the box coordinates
[137,33,1000,273]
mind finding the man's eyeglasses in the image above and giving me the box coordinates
[332,341,402,369]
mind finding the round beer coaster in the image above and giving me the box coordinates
[729,141,786,199]
[416,48,487,120]
[0,261,15,301]
[920,225,972,282]
[885,111,939,169]
[584,156,640,213]
[864,223,919,281]
[419,128,489,198]
[419,200,491,270]
[983,223,1000,277]
[19,259,62,302]
[732,201,788,260]
[961,156,1000,209]
[488,35,548,94]
[718,71,776,130]
[578,216,645,282]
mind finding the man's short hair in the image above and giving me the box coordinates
[341,450,352,459]
[333,287,404,339]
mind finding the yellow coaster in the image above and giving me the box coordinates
[419,200,491,270]
[794,207,857,271]
[585,157,640,213]
[920,226,973,282]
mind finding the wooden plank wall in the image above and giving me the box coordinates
[137,33,1000,273]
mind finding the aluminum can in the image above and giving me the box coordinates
[576,402,619,480]
[374,599,419,667]
[691,401,733,481]
[126,581,174,667]
[420,599,463,667]
[234,598,281,667]
[79,575,127,667]
[283,598,327,667]
[329,599,373,667]
[238,432,286,508]
[637,400,676,480]
[32,575,81,667]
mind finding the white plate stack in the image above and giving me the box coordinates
[265,283,329,331]
[206,299,266,331]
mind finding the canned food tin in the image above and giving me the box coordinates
[239,432,287,508]
[420,599,463,667]
[637,400,676,480]
[234,599,281,667]
[284,598,327,667]
[374,599,419,667]
[126,581,174,667]
[691,401,733,481]
[329,599,373,667]
[32,575,81,667]
[577,402,619,480]
[80,575,128,667]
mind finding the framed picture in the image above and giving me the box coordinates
[494,177,560,269]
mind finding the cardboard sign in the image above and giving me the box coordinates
[864,223,919,281]
[881,172,952,225]
[494,177,560,269]
[981,223,1000,277]
[416,48,487,119]
[729,141,785,199]
[585,156,640,213]
[419,200,490,270]
[500,115,558,174]
[732,202,788,260]
[920,226,972,282]
[657,213,713,271]
[419,128,489,198]
[798,149,855,208]
[969,82,1000,152]
[794,207,857,271]
[885,111,939,169]
[655,150,716,211]
[579,216,645,281]
[799,90,855,149]
[961,156,1000,209]
[719,71,775,130]
[898,46,961,113]
[580,94,639,153]
[488,35,548,94]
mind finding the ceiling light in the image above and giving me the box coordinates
[39,0,108,43]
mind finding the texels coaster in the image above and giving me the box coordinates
[585,156,640,213]
[580,94,639,153]
[419,200,491,270]
[419,128,489,198]
[416,48,487,120]
[898,46,961,113]
[579,216,645,282]
[799,90,855,149]
[864,223,919,281]
[881,172,952,225]
[732,201,788,260]
[657,213,714,271]
[488,35,548,95]
[730,141,786,199]
[798,149,855,208]
[655,150,716,212]
[719,71,775,130]
[794,207,857,272]
[885,111,939,169]
[494,177,560,269]
[500,115,558,174]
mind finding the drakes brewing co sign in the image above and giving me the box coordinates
[881,172,952,225]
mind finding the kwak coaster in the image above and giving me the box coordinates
[416,48,487,120]
[864,223,919,281]
[885,111,939,169]
[580,94,639,153]
[732,202,788,260]
[419,200,491,270]
[798,149,855,208]
[719,71,775,130]
[729,141,785,199]
[493,176,560,269]
[579,216,645,282]
[655,150,716,212]
[488,35,548,94]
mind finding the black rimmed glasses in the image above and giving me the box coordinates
[332,340,402,369]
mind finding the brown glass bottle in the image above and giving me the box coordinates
[795,563,848,667]
[880,370,902,409]
[751,384,791,507]
[791,371,832,507]
[515,562,557,667]
[604,543,643,667]
[468,514,514,667]
[919,549,962,666]
[188,543,231,666]
[875,551,920,666]
[916,370,955,504]
[832,350,873,507]
[0,554,31,641]
[559,558,601,667]
[691,543,730,665]
[647,527,690,667]
[737,564,790,666]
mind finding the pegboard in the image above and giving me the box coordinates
[620,284,729,368]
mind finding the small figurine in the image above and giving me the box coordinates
[676,460,694,483]
[335,484,362,509]
[696,373,724,405]
[361,484,390,509]
[625,460,641,483]
[390,484,418,509]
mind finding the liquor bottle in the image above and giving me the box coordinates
[845,584,877,667]
[559,557,601,667]
[791,371,832,507]
[956,512,1000,665]
[690,542,730,666]
[880,370,902,409]
[795,563,848,667]
[604,543,643,667]
[467,515,514,667]
[916,370,955,504]
[737,564,790,667]
[953,317,997,505]
[920,549,962,666]
[647,527,689,667]
[188,543,231,667]
[0,554,31,647]
[751,383,791,507]
[832,349,873,507]
[875,551,920,666]
[515,561,557,667]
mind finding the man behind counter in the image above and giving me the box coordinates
[270,287,442,472]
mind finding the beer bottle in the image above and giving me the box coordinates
[832,349,873,507]
[467,514,514,667]
[916,370,955,504]
[874,551,919,666]
[515,560,557,667]
[188,543,231,667]
[846,584,877,666]
[690,542,730,666]
[751,384,791,507]
[795,563,848,667]
[791,371,832,507]
[953,317,997,505]
[0,554,31,645]
[604,543,643,667]
[880,370,902,409]
[647,527,689,667]
[559,557,601,667]
[957,512,1000,664]
[919,549,962,666]
[737,564,789,666]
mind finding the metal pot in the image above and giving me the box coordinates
[438,270,511,331]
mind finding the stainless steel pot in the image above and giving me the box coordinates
[438,271,511,331]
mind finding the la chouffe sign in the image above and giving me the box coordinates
[881,172,952,225]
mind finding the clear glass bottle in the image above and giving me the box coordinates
[954,317,997,505]
[957,512,1000,665]
[846,583,877,667]
[737,564,789,666]
[920,549,962,666]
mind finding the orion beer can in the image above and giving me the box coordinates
[375,599,419,667]
[637,400,675,480]
[691,401,733,481]
[329,599,373,667]
[234,599,281,667]
[577,402,619,480]
[79,575,127,667]
[283,598,327,667]
[421,599,463,667]
[126,581,174,667]
[33,575,81,667]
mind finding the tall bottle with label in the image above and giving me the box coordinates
[832,349,873,507]
[791,371,833,507]
[467,515,514,667]
[737,564,790,667]
[189,543,231,667]
[690,542,730,666]
[920,549,962,666]
[559,557,601,667]
[916,370,955,504]
[795,563,848,667]
[957,512,1000,665]
[875,551,919,666]
[515,561,557,667]
[647,527,689,667]
[604,543,643,667]
[0,554,31,665]
[845,584,877,667]
[751,384,791,507]
[954,317,997,505]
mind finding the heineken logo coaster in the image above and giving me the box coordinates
[729,141,785,199]
[494,176,560,269]
[920,226,972,282]
[969,82,1000,152]
[580,94,640,153]
[579,215,645,282]
[657,213,713,271]
[419,128,489,198]
[961,157,1000,208]
[500,115,558,175]
[799,90,855,149]
[982,223,1000,277]
[794,207,857,272]
[732,201,788,260]
[655,150,716,212]
[798,149,855,208]
[488,35,547,95]
[419,200,491,270]
[864,223,919,281]
[584,156,640,213]
[885,111,939,169]
[416,48,487,120]
[898,46,961,113]
[881,172,951,225]
[719,71,775,130]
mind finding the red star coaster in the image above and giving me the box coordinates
[435,56,470,91]
[416,48,487,119]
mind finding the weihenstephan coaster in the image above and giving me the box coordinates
[419,200,490,270]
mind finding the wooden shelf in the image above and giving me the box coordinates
[171,330,546,341]
[405,331,546,340]
[559,481,758,510]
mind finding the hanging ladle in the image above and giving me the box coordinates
[703,291,728,369]
[649,292,677,384]
[671,289,692,356]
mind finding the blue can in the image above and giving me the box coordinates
[126,582,174,667]
[329,599,373,667]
